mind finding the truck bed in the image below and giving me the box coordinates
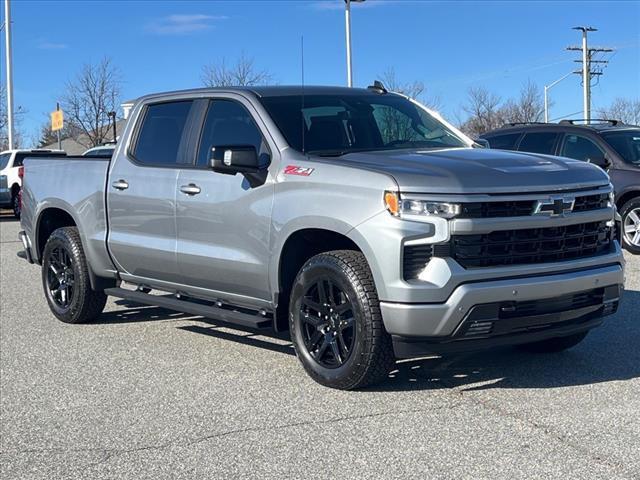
[21,156,116,278]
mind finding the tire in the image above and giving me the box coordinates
[517,331,589,353]
[42,226,107,323]
[289,250,395,390]
[620,197,640,254]
[11,187,20,220]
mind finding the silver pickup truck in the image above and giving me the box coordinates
[19,85,625,389]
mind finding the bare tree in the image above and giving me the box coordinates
[460,86,504,136]
[501,80,544,124]
[377,68,442,110]
[598,98,640,125]
[202,52,273,87]
[459,81,545,136]
[61,57,122,148]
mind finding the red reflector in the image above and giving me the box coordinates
[18,166,24,178]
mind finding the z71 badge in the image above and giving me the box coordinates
[283,165,315,176]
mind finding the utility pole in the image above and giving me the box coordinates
[4,0,15,149]
[567,27,613,124]
[344,0,365,87]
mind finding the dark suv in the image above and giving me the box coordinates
[481,120,640,253]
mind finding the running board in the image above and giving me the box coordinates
[104,287,272,330]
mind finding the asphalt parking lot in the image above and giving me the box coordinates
[1,212,639,480]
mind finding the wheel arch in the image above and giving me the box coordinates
[616,189,640,212]
[272,225,364,331]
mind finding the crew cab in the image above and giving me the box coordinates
[18,86,625,389]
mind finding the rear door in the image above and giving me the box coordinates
[107,99,195,284]
[175,96,275,302]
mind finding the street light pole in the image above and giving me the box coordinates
[344,0,365,87]
[544,71,574,123]
[4,0,15,150]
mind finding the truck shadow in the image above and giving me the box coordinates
[96,290,639,392]
[369,288,640,393]
[97,299,296,356]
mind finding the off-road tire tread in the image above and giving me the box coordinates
[290,250,395,390]
[42,227,107,323]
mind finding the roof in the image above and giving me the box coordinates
[135,85,397,103]
[40,119,127,155]
[483,121,640,137]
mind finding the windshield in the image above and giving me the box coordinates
[259,93,467,156]
[602,130,640,166]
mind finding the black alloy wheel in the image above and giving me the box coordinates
[299,276,356,368]
[46,245,76,311]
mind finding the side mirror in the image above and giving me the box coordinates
[209,145,262,175]
[474,138,490,149]
[588,154,612,170]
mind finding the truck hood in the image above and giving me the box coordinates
[334,148,609,194]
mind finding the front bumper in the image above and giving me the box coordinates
[381,264,624,357]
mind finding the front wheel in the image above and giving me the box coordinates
[42,227,107,323]
[620,197,640,254]
[289,250,395,390]
[517,331,589,353]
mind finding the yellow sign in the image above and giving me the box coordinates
[51,110,64,131]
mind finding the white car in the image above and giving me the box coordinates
[0,149,65,218]
[82,145,116,158]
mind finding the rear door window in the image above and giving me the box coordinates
[517,132,559,155]
[132,101,194,166]
[560,134,605,163]
[484,133,521,150]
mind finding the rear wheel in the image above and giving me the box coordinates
[620,197,640,254]
[11,187,20,219]
[42,227,107,323]
[289,250,395,390]
[517,331,589,353]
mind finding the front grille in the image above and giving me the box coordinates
[403,244,432,280]
[459,200,535,218]
[447,220,612,268]
[457,192,609,218]
[573,193,609,212]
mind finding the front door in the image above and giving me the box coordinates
[176,97,275,302]
[107,100,194,284]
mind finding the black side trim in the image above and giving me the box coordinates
[104,287,273,330]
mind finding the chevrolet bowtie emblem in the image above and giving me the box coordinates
[533,196,576,217]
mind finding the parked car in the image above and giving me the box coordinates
[82,145,116,158]
[18,86,623,389]
[480,120,640,253]
[0,149,65,218]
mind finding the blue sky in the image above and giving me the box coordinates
[2,0,639,145]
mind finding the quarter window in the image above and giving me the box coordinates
[132,101,193,166]
[196,100,265,167]
[517,132,559,155]
[561,134,604,163]
[484,133,521,150]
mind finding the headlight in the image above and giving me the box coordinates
[384,191,461,220]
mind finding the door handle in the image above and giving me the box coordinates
[180,183,201,196]
[112,179,129,190]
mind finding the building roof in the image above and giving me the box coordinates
[41,119,127,155]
